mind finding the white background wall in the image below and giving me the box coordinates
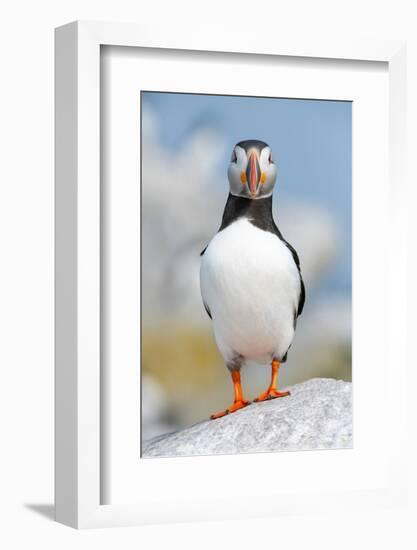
[0,0,416,548]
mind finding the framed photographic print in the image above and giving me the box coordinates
[55,21,407,528]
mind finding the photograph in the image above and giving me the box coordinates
[140,91,352,458]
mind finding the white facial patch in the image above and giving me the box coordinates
[227,144,277,200]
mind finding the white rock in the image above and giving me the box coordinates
[142,378,352,458]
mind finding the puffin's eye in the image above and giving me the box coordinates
[231,150,237,163]
[269,152,273,164]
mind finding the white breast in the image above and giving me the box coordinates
[200,218,301,365]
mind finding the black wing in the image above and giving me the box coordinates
[203,301,212,319]
[297,276,306,317]
[271,223,305,318]
[200,246,212,319]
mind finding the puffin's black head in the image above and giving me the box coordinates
[227,139,277,200]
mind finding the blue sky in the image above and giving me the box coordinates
[142,92,352,296]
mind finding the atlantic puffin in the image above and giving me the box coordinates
[200,139,305,419]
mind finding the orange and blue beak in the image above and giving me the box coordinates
[246,151,261,197]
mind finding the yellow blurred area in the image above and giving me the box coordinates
[142,324,229,425]
[142,324,222,392]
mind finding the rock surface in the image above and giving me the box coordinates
[142,378,352,458]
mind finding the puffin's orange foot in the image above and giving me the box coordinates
[254,389,290,402]
[210,399,250,420]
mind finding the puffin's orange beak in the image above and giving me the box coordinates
[246,151,261,197]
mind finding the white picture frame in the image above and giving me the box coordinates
[55,21,407,529]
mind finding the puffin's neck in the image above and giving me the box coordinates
[219,193,279,234]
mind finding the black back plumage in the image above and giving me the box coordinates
[201,193,305,318]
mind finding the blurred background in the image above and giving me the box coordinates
[141,91,352,441]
